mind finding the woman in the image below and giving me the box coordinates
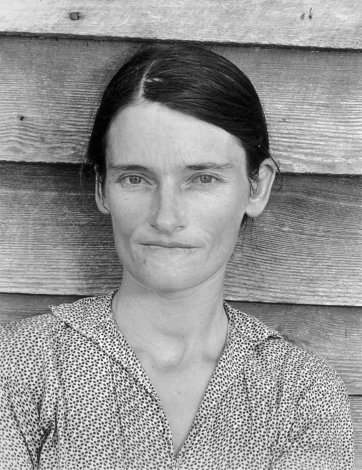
[0,45,353,469]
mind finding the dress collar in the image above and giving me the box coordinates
[51,291,282,457]
[50,291,281,361]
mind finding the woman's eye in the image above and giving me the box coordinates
[120,175,146,185]
[128,175,143,184]
[194,175,217,184]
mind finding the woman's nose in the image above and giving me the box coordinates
[149,184,186,234]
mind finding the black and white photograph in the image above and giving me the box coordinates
[0,1,360,468]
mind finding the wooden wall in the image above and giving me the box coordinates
[0,1,361,466]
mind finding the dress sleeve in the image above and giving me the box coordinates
[0,380,34,469]
[272,361,354,470]
[0,322,45,470]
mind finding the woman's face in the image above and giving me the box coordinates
[97,102,263,293]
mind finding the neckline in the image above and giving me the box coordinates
[51,290,279,460]
[108,292,234,458]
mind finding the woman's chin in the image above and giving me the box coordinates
[140,272,203,294]
[122,266,207,294]
[122,260,227,295]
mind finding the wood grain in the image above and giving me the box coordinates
[0,162,361,305]
[0,0,361,49]
[228,173,362,305]
[0,37,362,174]
[1,294,361,395]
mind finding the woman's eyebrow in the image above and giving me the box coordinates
[107,163,234,173]
[186,163,234,171]
[108,164,150,172]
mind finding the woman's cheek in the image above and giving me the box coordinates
[200,194,244,230]
[109,192,149,234]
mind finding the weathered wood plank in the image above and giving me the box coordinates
[0,37,362,174]
[0,0,361,49]
[1,294,361,395]
[226,172,362,305]
[0,163,361,305]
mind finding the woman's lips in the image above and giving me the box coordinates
[141,242,197,249]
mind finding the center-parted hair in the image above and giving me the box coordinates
[86,44,276,186]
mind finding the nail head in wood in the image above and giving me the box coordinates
[69,12,80,21]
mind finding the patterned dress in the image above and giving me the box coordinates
[0,291,354,469]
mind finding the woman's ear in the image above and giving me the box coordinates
[95,168,110,215]
[245,159,276,218]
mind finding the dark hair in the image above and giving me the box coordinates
[86,44,277,188]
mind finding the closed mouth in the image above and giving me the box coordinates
[141,242,196,249]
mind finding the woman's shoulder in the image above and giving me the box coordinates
[226,302,345,391]
[0,313,63,380]
[1,312,62,350]
[1,291,114,344]
[0,314,66,403]
[0,293,109,378]
[0,291,114,362]
[260,324,343,391]
[2,310,59,331]
[260,334,345,393]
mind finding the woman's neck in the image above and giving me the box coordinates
[111,271,228,369]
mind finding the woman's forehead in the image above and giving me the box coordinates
[106,102,246,169]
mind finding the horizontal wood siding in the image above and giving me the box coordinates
[1,162,361,305]
[0,37,361,174]
[1,0,361,49]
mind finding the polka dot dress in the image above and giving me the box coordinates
[0,292,354,469]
